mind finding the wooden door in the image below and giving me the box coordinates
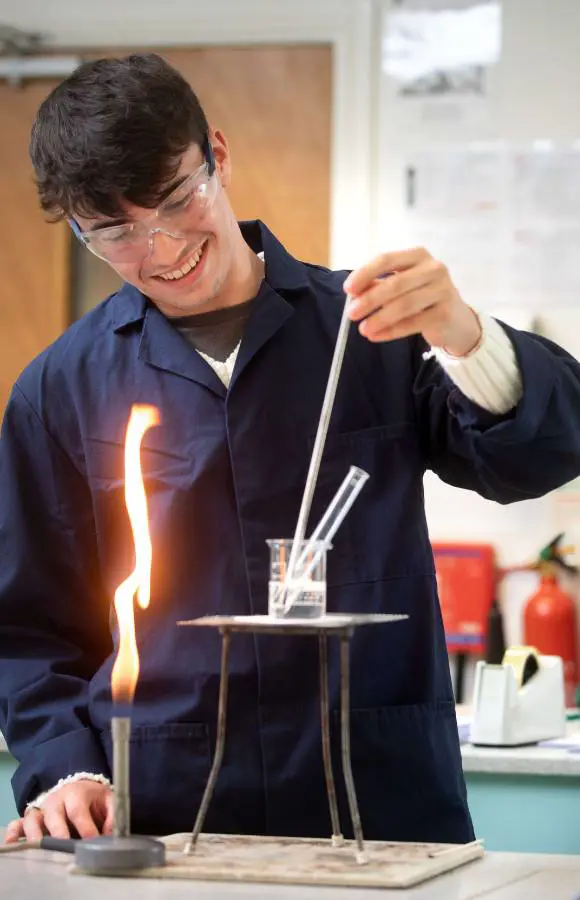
[0,79,69,411]
[0,45,332,409]
[170,46,332,265]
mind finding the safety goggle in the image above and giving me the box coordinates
[70,138,217,263]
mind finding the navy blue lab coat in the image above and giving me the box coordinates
[1,221,580,842]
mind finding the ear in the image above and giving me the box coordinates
[209,127,231,188]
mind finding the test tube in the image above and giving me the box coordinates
[308,466,369,546]
[283,466,369,613]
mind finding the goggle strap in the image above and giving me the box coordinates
[68,218,85,242]
[203,135,216,176]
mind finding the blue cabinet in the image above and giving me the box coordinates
[0,755,17,824]
[465,771,580,855]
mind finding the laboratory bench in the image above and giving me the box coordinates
[1,836,580,899]
[3,724,580,855]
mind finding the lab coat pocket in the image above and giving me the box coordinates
[308,422,425,584]
[84,436,192,490]
[101,721,211,834]
[336,700,471,842]
[84,435,196,596]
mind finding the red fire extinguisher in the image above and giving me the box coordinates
[523,535,578,707]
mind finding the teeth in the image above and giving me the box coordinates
[159,241,206,281]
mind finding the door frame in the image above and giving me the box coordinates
[18,0,376,269]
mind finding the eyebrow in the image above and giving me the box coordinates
[157,173,190,202]
[86,173,193,232]
[87,218,129,232]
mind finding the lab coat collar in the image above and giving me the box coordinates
[138,303,228,398]
[240,220,310,293]
[111,221,306,396]
[111,219,310,334]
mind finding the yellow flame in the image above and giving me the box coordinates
[111,404,160,705]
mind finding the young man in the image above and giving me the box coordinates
[2,53,580,845]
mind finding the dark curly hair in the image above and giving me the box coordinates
[29,53,210,221]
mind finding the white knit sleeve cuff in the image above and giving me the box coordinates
[25,772,112,813]
[428,312,523,414]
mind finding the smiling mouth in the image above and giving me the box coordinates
[155,239,209,282]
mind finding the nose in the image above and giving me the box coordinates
[146,228,187,266]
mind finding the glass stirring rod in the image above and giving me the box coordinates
[284,297,353,596]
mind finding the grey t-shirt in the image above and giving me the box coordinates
[172,299,254,363]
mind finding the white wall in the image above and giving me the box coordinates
[0,0,348,46]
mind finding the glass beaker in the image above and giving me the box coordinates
[267,538,327,619]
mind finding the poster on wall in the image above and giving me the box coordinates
[398,143,509,309]
[395,141,580,312]
[403,145,505,218]
[507,144,580,308]
[382,0,501,129]
[378,0,506,307]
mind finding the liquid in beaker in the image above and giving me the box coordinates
[267,539,327,618]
